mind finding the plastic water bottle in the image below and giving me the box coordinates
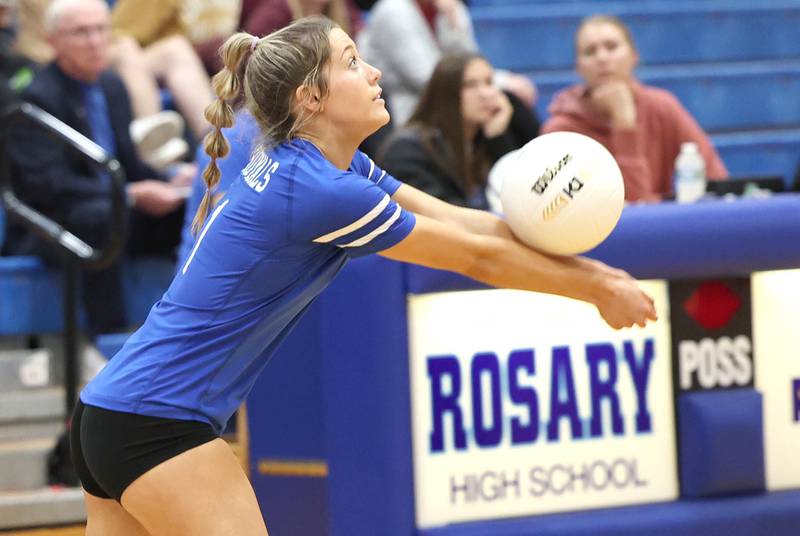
[674,142,706,203]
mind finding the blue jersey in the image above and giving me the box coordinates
[81,139,416,432]
[176,111,259,266]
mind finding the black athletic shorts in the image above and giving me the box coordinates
[69,399,219,501]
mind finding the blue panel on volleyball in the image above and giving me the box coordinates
[678,389,765,498]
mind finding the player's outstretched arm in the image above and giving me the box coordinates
[392,183,515,239]
[379,213,657,330]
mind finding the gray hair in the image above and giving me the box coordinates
[44,0,108,35]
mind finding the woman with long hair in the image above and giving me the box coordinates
[542,14,727,202]
[70,17,655,535]
[379,51,538,208]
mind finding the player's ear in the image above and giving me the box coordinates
[295,85,323,114]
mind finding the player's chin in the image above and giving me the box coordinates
[362,111,390,139]
[372,106,390,128]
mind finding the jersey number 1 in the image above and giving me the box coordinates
[180,199,230,275]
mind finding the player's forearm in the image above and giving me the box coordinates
[447,205,516,240]
[465,234,607,306]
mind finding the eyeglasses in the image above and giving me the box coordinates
[62,23,110,39]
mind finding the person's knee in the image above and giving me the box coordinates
[150,35,198,68]
[111,35,146,66]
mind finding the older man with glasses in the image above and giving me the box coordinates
[4,0,190,337]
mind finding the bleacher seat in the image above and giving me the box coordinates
[712,129,800,187]
[473,1,800,72]
[470,0,800,187]
[531,60,800,133]
[0,255,174,336]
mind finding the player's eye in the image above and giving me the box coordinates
[349,56,358,69]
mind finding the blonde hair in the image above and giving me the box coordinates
[575,14,637,55]
[192,16,337,234]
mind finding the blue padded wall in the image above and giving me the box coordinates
[420,489,800,536]
[678,389,765,498]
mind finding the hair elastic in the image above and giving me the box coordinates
[250,36,259,52]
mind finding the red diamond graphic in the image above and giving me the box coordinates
[683,281,741,330]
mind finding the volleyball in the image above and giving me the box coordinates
[499,131,625,256]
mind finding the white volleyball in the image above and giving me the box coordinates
[499,131,625,255]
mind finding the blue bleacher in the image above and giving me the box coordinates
[0,252,174,336]
[471,0,800,186]
[0,205,173,336]
[713,129,800,187]
[532,60,800,133]
[473,1,800,71]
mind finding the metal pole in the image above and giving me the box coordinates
[63,256,80,417]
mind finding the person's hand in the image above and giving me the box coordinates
[482,89,513,139]
[501,73,537,109]
[567,256,656,329]
[593,270,658,330]
[127,180,184,217]
[589,81,636,129]
[168,162,197,189]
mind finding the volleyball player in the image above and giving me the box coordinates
[70,16,656,536]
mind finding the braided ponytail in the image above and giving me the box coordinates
[192,33,258,234]
[192,18,337,234]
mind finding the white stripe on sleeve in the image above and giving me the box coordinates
[376,170,386,184]
[367,158,376,180]
[340,204,402,248]
[312,194,390,243]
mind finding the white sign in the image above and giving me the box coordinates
[407,283,677,528]
[752,269,800,490]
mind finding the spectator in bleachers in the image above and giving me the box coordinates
[542,15,727,202]
[3,0,190,335]
[378,52,538,208]
[195,0,363,75]
[109,0,214,145]
[358,0,536,127]
[11,0,196,170]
